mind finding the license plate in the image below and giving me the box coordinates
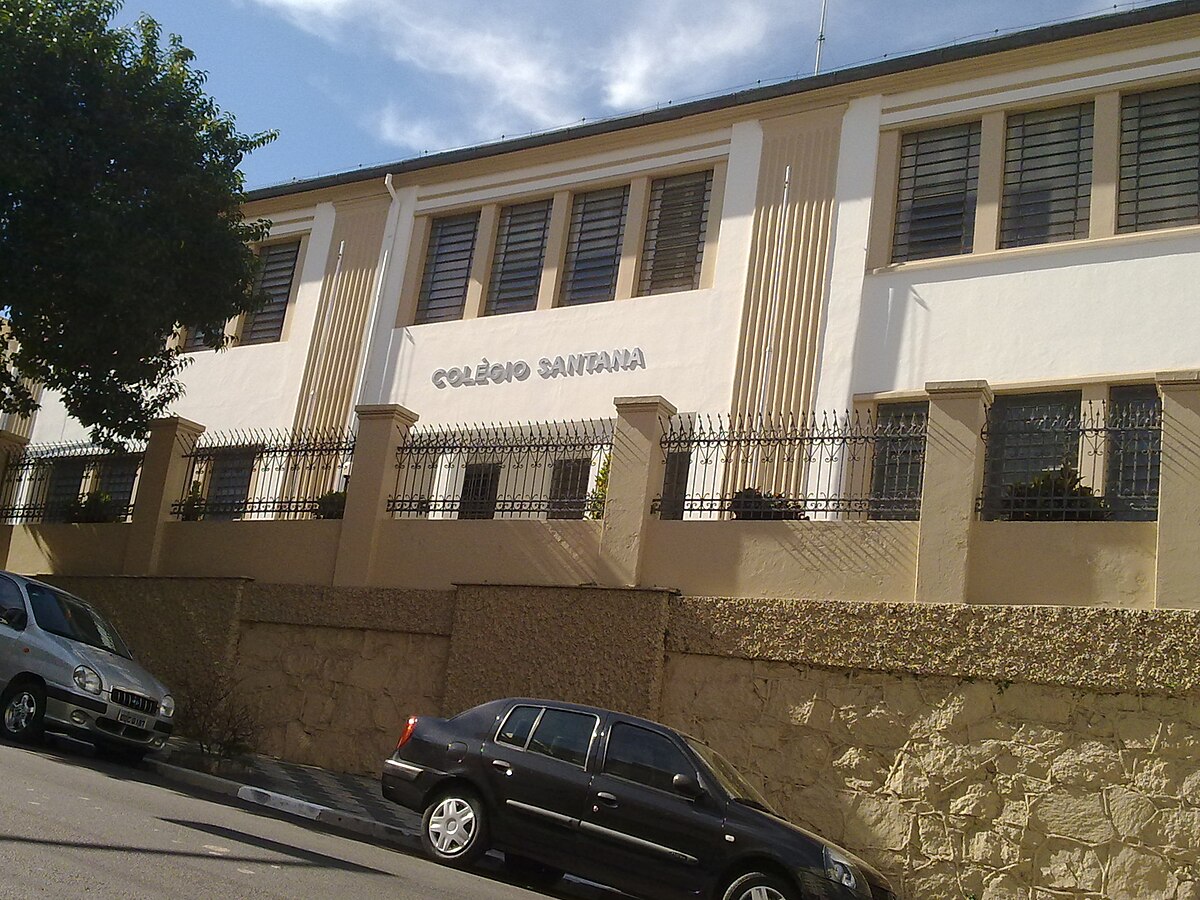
[117,710,148,730]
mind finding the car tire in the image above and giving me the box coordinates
[0,681,46,743]
[420,786,488,867]
[722,871,799,900]
[503,853,564,889]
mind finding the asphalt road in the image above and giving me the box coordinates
[0,738,625,900]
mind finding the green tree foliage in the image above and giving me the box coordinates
[0,0,274,444]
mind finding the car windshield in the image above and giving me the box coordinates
[26,584,131,659]
[685,736,775,813]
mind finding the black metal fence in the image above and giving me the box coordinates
[172,428,355,521]
[979,393,1161,521]
[389,419,614,520]
[654,407,929,521]
[0,441,145,524]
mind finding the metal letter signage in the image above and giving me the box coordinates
[432,348,646,389]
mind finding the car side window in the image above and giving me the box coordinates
[496,705,541,749]
[603,722,696,793]
[527,709,597,767]
[0,576,26,630]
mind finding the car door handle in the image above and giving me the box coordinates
[492,759,512,773]
[595,791,617,806]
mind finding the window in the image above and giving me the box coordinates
[1000,103,1094,248]
[638,170,713,295]
[603,723,694,793]
[458,462,500,519]
[560,186,629,306]
[496,705,541,748]
[0,576,26,629]
[416,213,480,323]
[869,402,927,521]
[892,121,981,262]
[981,392,1082,520]
[180,326,211,353]
[527,708,597,767]
[207,449,257,521]
[1106,385,1161,520]
[487,199,553,316]
[43,457,86,522]
[241,240,301,345]
[547,458,591,520]
[1119,82,1200,233]
[658,451,691,520]
[97,455,140,515]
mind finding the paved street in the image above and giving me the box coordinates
[0,739,621,900]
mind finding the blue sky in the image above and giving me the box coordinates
[113,0,1178,190]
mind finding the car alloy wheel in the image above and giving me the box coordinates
[723,871,797,900]
[1,683,45,742]
[420,787,488,866]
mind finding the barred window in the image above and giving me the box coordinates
[1119,82,1200,233]
[242,241,301,345]
[416,213,480,324]
[892,121,981,262]
[43,457,86,523]
[869,402,928,521]
[459,463,501,519]
[97,455,140,512]
[638,170,713,296]
[207,449,257,521]
[560,186,629,306]
[547,457,591,520]
[981,392,1082,520]
[1106,384,1161,520]
[487,200,553,316]
[658,451,692,521]
[1000,103,1094,248]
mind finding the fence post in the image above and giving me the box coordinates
[333,403,419,586]
[123,416,205,576]
[915,380,992,604]
[600,395,676,587]
[1153,371,1200,609]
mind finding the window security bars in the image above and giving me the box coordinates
[979,394,1161,521]
[654,408,928,521]
[389,420,614,520]
[172,428,355,521]
[0,441,145,524]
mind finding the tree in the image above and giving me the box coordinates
[0,0,274,445]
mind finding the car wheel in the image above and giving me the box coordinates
[0,681,46,743]
[420,786,488,866]
[503,853,564,888]
[722,871,799,900]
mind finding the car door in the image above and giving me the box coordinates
[480,704,600,870]
[581,720,728,899]
[0,575,31,687]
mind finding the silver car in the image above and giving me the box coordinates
[0,572,175,761]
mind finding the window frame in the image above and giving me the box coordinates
[493,705,600,770]
[237,238,304,346]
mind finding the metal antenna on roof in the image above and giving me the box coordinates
[814,0,830,75]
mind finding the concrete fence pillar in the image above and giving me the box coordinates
[333,403,418,586]
[123,416,205,576]
[0,429,30,569]
[599,395,676,587]
[1153,371,1200,609]
[915,380,992,604]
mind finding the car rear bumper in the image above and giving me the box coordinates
[44,685,173,750]
[381,757,438,811]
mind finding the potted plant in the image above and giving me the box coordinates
[314,489,347,520]
[67,490,123,523]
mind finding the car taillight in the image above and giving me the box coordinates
[396,716,419,750]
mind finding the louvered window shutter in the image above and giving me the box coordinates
[1000,103,1094,248]
[415,213,480,323]
[638,170,713,295]
[892,122,981,262]
[486,200,552,316]
[1118,82,1200,233]
[242,241,301,344]
[560,186,629,306]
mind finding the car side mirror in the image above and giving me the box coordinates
[1,608,27,631]
[672,773,705,799]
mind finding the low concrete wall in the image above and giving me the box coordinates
[642,520,919,600]
[968,522,1158,607]
[156,521,341,584]
[9,524,133,577]
[369,520,605,588]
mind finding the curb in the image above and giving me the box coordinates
[146,759,418,848]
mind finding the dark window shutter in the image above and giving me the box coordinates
[43,457,86,522]
[1107,384,1161,520]
[892,122,982,262]
[207,449,258,521]
[560,186,629,306]
[547,457,591,519]
[459,463,501,519]
[416,213,480,323]
[1000,103,1094,248]
[242,241,301,345]
[486,200,552,316]
[981,391,1081,520]
[1118,82,1200,233]
[869,401,928,521]
[181,327,210,353]
[638,170,713,296]
[97,455,140,513]
[658,451,691,520]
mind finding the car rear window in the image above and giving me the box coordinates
[497,705,540,748]
[527,709,597,767]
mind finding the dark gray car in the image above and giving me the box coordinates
[0,572,174,760]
